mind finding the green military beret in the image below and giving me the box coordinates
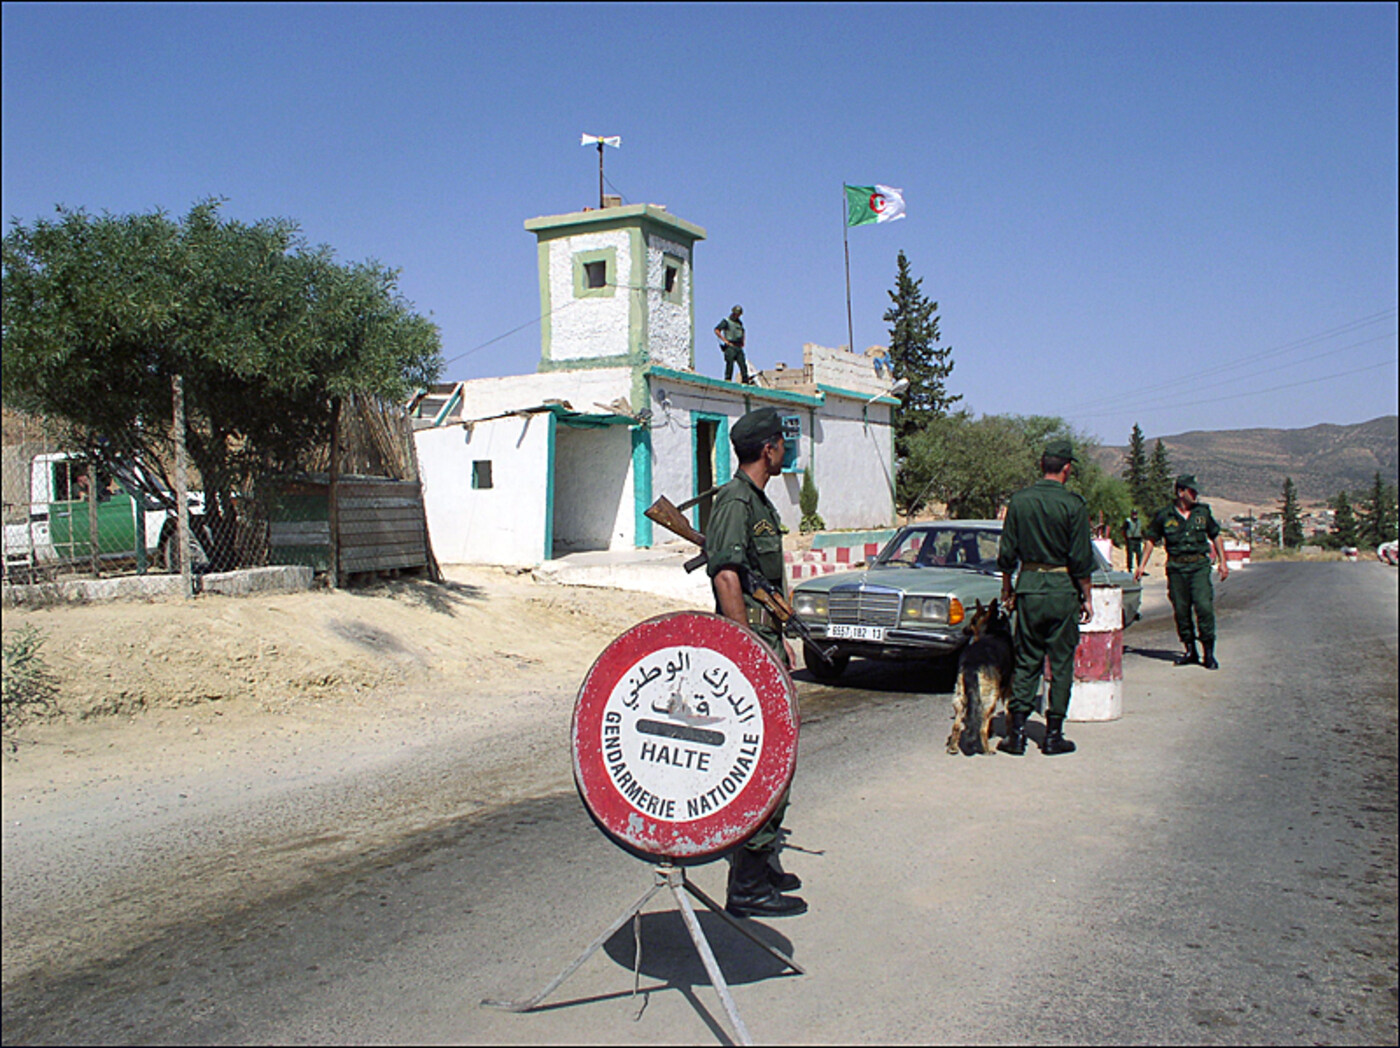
[1175,473,1201,493]
[1044,437,1078,462]
[731,406,782,448]
[731,304,743,316]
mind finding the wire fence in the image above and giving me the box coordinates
[2,395,431,589]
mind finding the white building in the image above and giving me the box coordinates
[412,201,902,567]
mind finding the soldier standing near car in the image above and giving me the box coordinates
[704,406,806,917]
[714,304,752,384]
[1135,473,1229,669]
[1123,508,1144,574]
[997,439,1097,756]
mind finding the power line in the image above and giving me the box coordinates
[1063,307,1398,415]
[1078,330,1396,418]
[437,297,585,370]
[1074,357,1396,421]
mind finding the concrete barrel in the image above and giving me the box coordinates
[1223,541,1250,568]
[1066,584,1123,722]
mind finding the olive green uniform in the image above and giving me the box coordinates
[1123,514,1144,572]
[1146,502,1220,648]
[705,469,789,851]
[715,315,749,384]
[997,479,1096,719]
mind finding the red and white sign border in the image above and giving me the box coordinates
[571,612,798,863]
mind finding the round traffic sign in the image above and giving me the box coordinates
[571,612,798,863]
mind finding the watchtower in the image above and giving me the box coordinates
[524,203,706,373]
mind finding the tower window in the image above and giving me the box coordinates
[664,265,678,293]
[584,261,607,289]
[472,460,493,489]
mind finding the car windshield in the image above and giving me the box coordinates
[876,527,1000,570]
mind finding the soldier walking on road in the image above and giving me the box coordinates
[997,439,1097,756]
[714,304,752,384]
[705,406,805,917]
[1136,474,1229,669]
[1123,508,1145,573]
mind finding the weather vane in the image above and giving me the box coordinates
[580,133,620,209]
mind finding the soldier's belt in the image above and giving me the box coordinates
[746,605,781,632]
[1169,553,1207,564]
[1021,562,1069,573]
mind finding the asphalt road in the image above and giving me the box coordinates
[2,561,1396,1046]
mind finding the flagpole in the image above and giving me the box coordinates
[842,185,855,354]
[598,142,605,209]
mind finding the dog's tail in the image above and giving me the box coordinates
[956,670,987,751]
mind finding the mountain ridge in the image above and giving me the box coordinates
[1090,415,1398,505]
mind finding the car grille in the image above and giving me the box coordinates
[828,585,902,627]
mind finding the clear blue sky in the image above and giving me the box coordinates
[4,3,1396,444]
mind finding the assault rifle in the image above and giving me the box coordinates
[644,492,839,666]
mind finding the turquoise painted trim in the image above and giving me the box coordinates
[632,426,653,548]
[689,411,730,529]
[431,384,462,427]
[544,412,557,560]
[817,382,900,404]
[525,204,707,243]
[645,366,823,407]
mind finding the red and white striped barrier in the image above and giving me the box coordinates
[1063,584,1124,722]
[783,542,884,586]
[1223,541,1250,569]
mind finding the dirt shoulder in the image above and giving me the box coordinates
[2,567,699,983]
[3,565,696,790]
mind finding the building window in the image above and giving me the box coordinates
[472,461,493,489]
[662,254,684,304]
[572,247,617,298]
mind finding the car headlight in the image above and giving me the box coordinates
[792,592,828,619]
[900,596,951,624]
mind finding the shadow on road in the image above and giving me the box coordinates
[1124,645,1184,663]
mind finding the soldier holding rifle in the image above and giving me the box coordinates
[704,407,806,917]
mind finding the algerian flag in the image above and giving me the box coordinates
[845,184,906,226]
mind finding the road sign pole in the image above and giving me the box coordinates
[483,612,806,1044]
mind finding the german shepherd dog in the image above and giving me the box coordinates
[945,599,1014,756]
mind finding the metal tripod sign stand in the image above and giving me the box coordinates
[482,612,805,1045]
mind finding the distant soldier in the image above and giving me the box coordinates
[1123,508,1144,573]
[1136,474,1229,669]
[714,304,751,384]
[997,438,1097,756]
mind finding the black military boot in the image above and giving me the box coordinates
[726,848,807,918]
[1202,641,1219,670]
[1174,642,1200,667]
[767,851,802,893]
[999,710,1028,756]
[1041,714,1077,756]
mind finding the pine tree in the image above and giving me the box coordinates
[1146,439,1173,510]
[1280,477,1304,548]
[1123,423,1149,509]
[1358,471,1399,545]
[884,250,960,466]
[1331,490,1358,548]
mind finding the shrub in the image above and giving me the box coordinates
[799,468,825,532]
[2,625,59,743]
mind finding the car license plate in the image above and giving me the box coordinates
[827,624,885,641]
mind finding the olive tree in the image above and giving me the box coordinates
[2,201,441,567]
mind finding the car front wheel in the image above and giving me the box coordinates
[804,643,850,682]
